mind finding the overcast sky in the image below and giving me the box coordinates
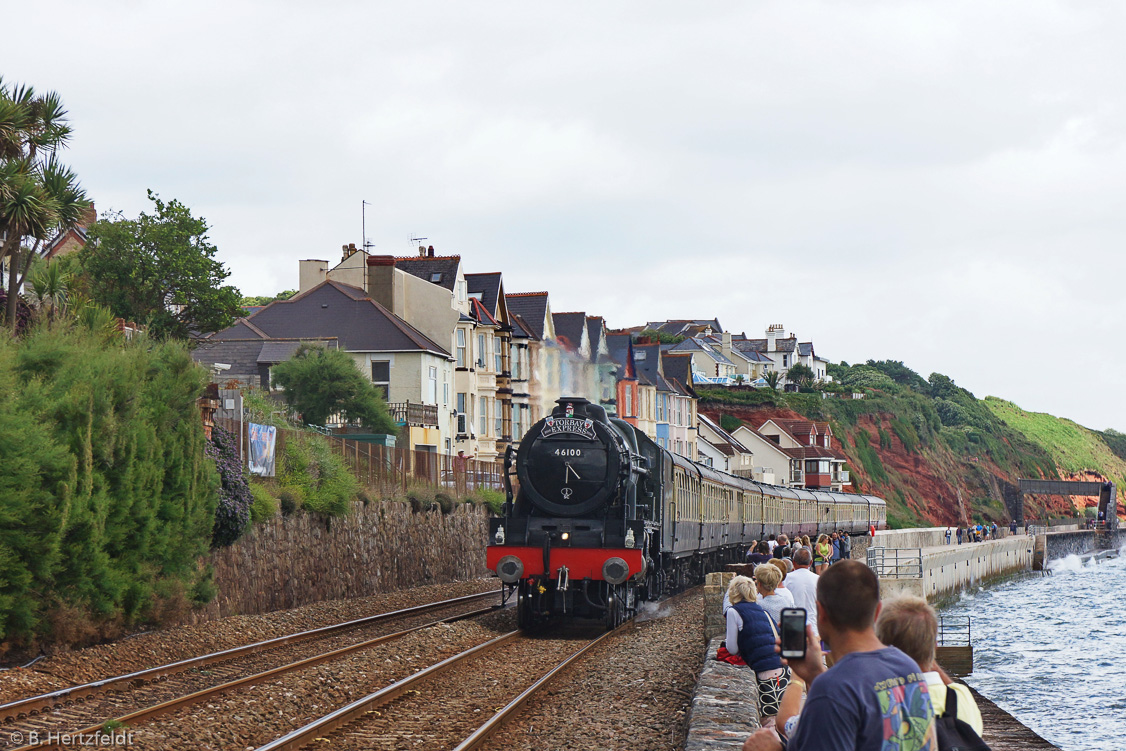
[7,1,1126,430]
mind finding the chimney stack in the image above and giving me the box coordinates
[427,245,435,257]
[419,245,426,257]
[299,259,329,293]
[366,256,402,315]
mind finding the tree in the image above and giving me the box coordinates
[240,290,297,307]
[0,78,89,331]
[270,344,398,433]
[81,191,241,339]
[763,370,781,391]
[786,363,815,390]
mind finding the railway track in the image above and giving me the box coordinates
[0,591,500,750]
[254,587,697,751]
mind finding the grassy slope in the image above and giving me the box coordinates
[984,397,1126,487]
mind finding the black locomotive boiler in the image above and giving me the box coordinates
[487,397,887,630]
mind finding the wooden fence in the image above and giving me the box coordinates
[214,416,505,498]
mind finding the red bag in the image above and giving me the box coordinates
[716,644,747,666]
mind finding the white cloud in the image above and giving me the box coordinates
[6,0,1126,428]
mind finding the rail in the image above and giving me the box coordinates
[4,593,500,749]
[936,615,971,647]
[866,547,923,578]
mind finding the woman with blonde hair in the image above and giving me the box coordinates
[814,533,832,574]
[724,575,790,725]
[756,562,794,626]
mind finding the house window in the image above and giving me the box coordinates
[444,438,451,454]
[783,354,790,367]
[456,393,467,434]
[428,367,438,404]
[371,360,390,399]
[477,334,487,368]
[495,335,503,373]
[443,381,449,405]
[430,272,443,283]
[456,329,466,367]
[479,396,488,436]
[495,400,503,436]
[457,280,467,301]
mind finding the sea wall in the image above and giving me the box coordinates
[875,536,1034,601]
[192,501,490,622]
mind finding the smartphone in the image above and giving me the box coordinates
[780,608,807,660]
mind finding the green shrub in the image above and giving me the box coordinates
[0,324,217,647]
[278,487,301,516]
[434,492,455,514]
[470,488,506,515]
[719,414,744,433]
[277,433,359,516]
[249,483,279,522]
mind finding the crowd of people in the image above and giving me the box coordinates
[946,520,1011,545]
[718,534,988,751]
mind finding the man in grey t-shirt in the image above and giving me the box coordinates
[742,561,936,751]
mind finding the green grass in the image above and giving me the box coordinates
[984,397,1126,486]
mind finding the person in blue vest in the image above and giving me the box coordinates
[725,575,790,727]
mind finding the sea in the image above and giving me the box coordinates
[937,547,1126,751]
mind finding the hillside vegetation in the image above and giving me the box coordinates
[698,359,1113,528]
[984,398,1126,488]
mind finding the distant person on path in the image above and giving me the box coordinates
[1010,519,1018,535]
[741,561,936,751]
[838,530,851,560]
[725,575,790,727]
[830,533,842,565]
[945,527,952,545]
[876,596,985,739]
[956,526,963,545]
[991,522,998,539]
[869,523,876,537]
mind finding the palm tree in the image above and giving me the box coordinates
[764,370,781,391]
[28,256,69,324]
[0,78,88,331]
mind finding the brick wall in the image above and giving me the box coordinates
[192,501,490,622]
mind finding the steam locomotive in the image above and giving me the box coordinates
[486,397,887,629]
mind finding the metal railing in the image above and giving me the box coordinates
[1027,525,1047,537]
[936,616,971,647]
[388,401,440,427]
[213,416,505,498]
[866,547,923,579]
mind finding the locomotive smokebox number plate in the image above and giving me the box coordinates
[540,416,597,440]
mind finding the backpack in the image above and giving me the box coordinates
[935,686,990,751]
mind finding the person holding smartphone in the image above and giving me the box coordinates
[741,561,935,751]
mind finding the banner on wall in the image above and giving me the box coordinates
[248,422,277,477]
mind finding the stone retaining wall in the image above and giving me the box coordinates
[192,501,490,622]
[684,637,759,751]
